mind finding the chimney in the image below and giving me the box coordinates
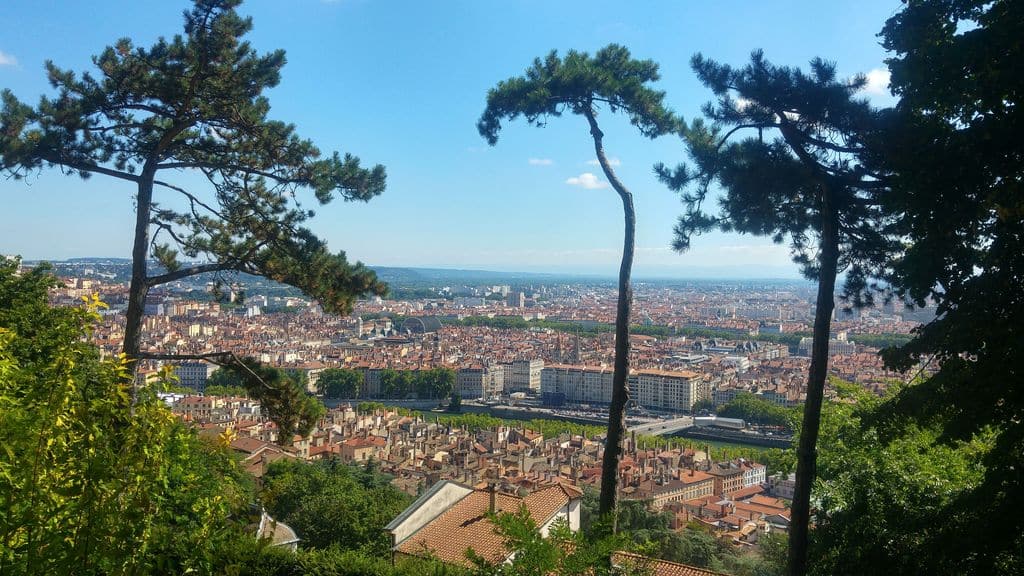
[489,483,497,514]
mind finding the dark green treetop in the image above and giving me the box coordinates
[477,44,678,144]
[658,50,895,298]
[0,0,387,320]
[859,1,1024,573]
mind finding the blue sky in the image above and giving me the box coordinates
[0,0,899,278]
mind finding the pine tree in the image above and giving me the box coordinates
[478,44,678,527]
[657,51,894,575]
[0,0,387,368]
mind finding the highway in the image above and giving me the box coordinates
[629,416,694,436]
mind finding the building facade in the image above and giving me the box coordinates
[506,359,544,393]
[542,365,709,412]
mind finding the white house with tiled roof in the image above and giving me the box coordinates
[385,480,582,568]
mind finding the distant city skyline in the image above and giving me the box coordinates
[0,0,898,277]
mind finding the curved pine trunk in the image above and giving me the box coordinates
[586,111,635,531]
[787,193,839,576]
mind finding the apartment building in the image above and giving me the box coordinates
[633,368,709,412]
[543,365,709,412]
[457,365,504,400]
[505,359,544,393]
[540,364,614,406]
[173,361,212,392]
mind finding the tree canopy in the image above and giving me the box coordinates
[259,459,411,556]
[0,258,254,575]
[658,51,894,576]
[856,0,1024,572]
[477,45,677,145]
[478,43,678,527]
[0,0,387,360]
[317,368,364,399]
[658,50,894,291]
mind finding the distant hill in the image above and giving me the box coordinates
[24,258,810,290]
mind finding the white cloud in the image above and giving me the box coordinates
[862,68,891,96]
[586,157,621,167]
[528,158,553,166]
[0,51,18,67]
[565,172,609,190]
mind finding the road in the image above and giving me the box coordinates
[629,416,694,436]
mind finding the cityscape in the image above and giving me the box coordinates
[0,1,1018,576]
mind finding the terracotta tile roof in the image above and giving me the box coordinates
[611,552,729,576]
[343,436,386,448]
[397,484,578,567]
[729,485,765,500]
[746,495,785,509]
[229,436,275,454]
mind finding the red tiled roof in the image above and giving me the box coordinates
[611,552,729,576]
[397,484,579,567]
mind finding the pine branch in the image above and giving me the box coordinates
[145,262,252,286]
[135,351,271,390]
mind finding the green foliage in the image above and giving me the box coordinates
[809,387,992,576]
[205,383,250,397]
[848,332,912,350]
[206,365,249,396]
[855,1,1024,572]
[260,459,412,556]
[447,392,463,413]
[377,367,455,400]
[478,44,679,145]
[215,538,460,576]
[467,507,638,576]
[761,447,797,478]
[717,392,798,431]
[317,368,364,398]
[216,359,325,443]
[0,258,254,575]
[0,0,387,352]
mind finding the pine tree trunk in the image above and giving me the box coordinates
[787,192,839,576]
[585,110,635,531]
[122,172,155,372]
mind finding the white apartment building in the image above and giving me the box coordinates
[541,365,709,412]
[541,364,614,406]
[506,359,544,393]
[632,369,709,412]
[741,460,768,487]
[457,365,504,400]
[798,337,857,356]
